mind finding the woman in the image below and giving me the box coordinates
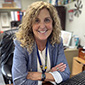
[12,1,70,85]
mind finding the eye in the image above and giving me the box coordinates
[35,18,40,24]
[44,18,50,23]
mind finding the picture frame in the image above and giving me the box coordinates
[61,30,72,47]
[0,12,10,28]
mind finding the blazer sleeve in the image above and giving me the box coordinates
[12,40,37,85]
[56,38,71,81]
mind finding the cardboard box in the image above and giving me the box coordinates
[2,3,13,7]
[2,2,16,7]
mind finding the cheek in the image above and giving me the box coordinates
[32,24,39,31]
[47,24,53,30]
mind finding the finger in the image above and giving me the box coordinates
[51,63,66,72]
[58,63,66,67]
[56,64,66,70]
[60,68,66,72]
[59,65,66,72]
[59,64,66,69]
[58,65,66,72]
[61,64,66,68]
[55,63,64,68]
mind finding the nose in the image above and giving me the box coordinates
[40,22,45,29]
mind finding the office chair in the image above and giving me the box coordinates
[0,32,15,84]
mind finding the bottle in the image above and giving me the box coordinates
[65,0,68,4]
[74,35,79,47]
[61,0,64,5]
[58,0,61,5]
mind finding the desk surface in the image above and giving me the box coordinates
[59,71,85,85]
[64,48,78,52]
[7,71,85,85]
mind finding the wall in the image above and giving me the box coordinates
[65,0,85,46]
[21,0,49,10]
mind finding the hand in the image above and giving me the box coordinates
[51,63,66,72]
[27,72,41,80]
[27,72,55,82]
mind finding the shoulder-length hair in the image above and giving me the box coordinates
[15,1,61,53]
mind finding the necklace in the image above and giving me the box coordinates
[36,42,48,72]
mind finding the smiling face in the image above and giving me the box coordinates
[32,8,53,42]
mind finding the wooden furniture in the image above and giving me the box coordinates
[72,57,85,76]
[64,48,78,74]
[55,6,66,30]
[78,48,85,60]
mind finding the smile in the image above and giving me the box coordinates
[38,30,47,33]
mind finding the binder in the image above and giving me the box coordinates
[19,11,23,21]
[11,11,15,21]
[17,11,20,21]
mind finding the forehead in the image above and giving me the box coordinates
[37,8,51,18]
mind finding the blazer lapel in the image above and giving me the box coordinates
[48,41,54,68]
[31,44,37,72]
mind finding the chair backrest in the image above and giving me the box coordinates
[0,32,15,65]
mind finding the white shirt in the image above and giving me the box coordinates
[37,48,63,85]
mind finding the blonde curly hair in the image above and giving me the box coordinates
[16,1,61,53]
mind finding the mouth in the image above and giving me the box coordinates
[38,30,47,33]
[38,28,48,34]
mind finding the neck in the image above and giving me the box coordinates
[36,40,47,51]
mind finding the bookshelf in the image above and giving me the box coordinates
[0,0,22,32]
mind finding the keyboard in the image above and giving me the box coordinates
[59,71,85,85]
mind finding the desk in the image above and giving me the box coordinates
[59,71,85,85]
[64,48,78,74]
[7,72,85,85]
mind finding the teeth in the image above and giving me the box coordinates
[39,30,46,33]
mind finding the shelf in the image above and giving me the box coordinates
[0,7,21,11]
[50,0,76,6]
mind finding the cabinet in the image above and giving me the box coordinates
[64,48,78,74]
[55,6,66,30]
[72,57,85,76]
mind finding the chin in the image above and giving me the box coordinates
[39,38,47,41]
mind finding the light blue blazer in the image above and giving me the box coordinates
[12,39,70,85]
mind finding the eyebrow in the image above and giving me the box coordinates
[46,17,51,18]
[36,17,51,19]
